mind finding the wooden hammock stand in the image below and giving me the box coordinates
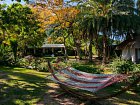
[47,61,140,101]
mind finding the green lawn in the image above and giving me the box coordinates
[0,66,139,105]
[0,66,50,105]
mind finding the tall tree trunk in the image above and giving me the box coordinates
[10,39,18,63]
[85,42,88,59]
[76,44,82,60]
[102,33,107,65]
[71,28,82,60]
[63,38,68,60]
[74,38,82,60]
[89,35,93,62]
[107,45,110,61]
[94,31,101,57]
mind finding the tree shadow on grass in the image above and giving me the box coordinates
[98,86,140,105]
[0,67,61,105]
[0,67,86,105]
[114,91,140,104]
[0,66,139,105]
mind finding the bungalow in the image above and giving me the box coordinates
[116,35,140,63]
[27,44,66,57]
[42,44,66,56]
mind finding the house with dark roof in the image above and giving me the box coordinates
[27,44,66,57]
[116,35,140,63]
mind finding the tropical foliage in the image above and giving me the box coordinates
[0,3,46,64]
[1,0,140,65]
[110,58,140,74]
[30,0,140,63]
[0,1,140,104]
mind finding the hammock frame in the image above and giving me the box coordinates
[47,61,140,100]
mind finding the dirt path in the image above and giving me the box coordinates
[36,83,86,105]
[36,81,140,105]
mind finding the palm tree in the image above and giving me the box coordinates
[77,0,140,64]
[76,0,101,62]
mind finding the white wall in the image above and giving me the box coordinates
[122,47,136,63]
[121,38,140,63]
[131,48,136,63]
[122,47,131,60]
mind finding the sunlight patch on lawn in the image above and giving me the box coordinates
[126,91,137,95]
[0,66,139,105]
[47,83,59,89]
[8,74,23,80]
[14,98,39,105]
[0,66,49,104]
[13,67,25,70]
[128,100,140,105]
[110,93,140,105]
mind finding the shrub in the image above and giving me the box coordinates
[0,44,14,66]
[19,56,49,71]
[37,62,48,72]
[70,62,102,74]
[110,58,139,74]
[19,58,30,68]
[34,57,66,72]
[53,61,67,70]
[19,55,36,68]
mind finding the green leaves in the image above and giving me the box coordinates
[0,3,46,63]
[2,3,45,48]
[110,58,140,74]
[10,39,18,63]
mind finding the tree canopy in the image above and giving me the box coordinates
[1,0,140,63]
[0,3,46,63]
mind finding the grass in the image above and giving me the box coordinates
[71,62,103,74]
[70,61,140,104]
[0,66,50,105]
[0,65,140,105]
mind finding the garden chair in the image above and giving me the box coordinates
[47,61,140,101]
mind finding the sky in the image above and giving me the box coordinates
[0,0,70,5]
[0,0,137,7]
[0,0,25,5]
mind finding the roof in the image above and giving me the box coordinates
[116,35,140,50]
[116,38,134,50]
[42,44,65,48]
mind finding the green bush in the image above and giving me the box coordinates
[37,62,48,72]
[134,64,140,72]
[34,57,66,72]
[19,55,38,69]
[110,58,139,74]
[19,57,49,72]
[19,58,31,68]
[70,62,102,74]
[0,44,14,66]
[54,61,67,70]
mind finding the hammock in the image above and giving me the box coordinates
[47,61,140,100]
[48,67,127,93]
